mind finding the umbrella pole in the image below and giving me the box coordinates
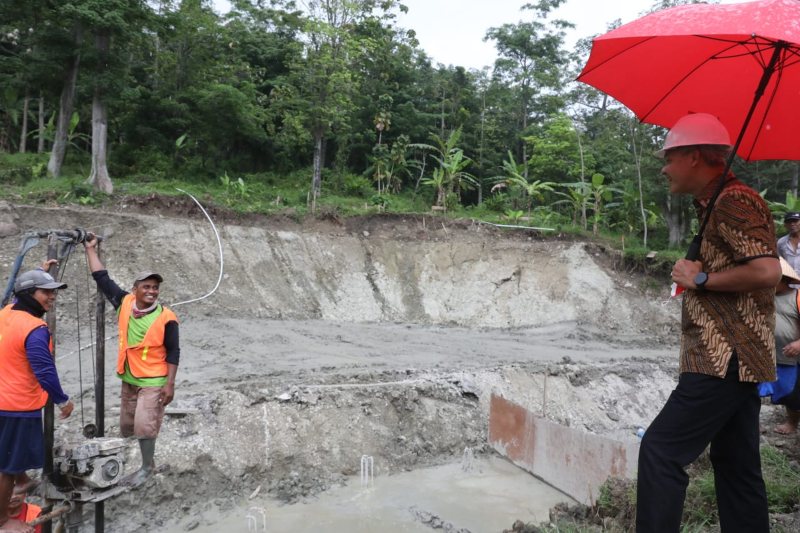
[686,41,787,261]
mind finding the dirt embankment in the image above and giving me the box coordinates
[0,200,687,532]
[0,201,679,337]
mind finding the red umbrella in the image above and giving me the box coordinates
[578,0,800,162]
[578,0,800,262]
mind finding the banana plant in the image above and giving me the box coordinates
[492,151,556,218]
[764,189,800,219]
[588,173,622,236]
[553,181,592,229]
[412,127,478,208]
[421,167,449,209]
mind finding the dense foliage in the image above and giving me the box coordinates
[1,0,798,249]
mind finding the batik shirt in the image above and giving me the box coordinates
[680,175,777,382]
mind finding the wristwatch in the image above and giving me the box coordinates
[694,272,709,290]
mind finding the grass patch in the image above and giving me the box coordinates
[585,445,800,532]
[0,156,696,269]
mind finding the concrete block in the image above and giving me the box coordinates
[489,394,639,505]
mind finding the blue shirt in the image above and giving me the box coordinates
[0,326,69,418]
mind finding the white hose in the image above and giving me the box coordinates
[171,188,225,307]
[57,189,224,361]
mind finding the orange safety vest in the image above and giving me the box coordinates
[0,305,51,411]
[10,502,42,532]
[25,502,41,523]
[117,294,178,379]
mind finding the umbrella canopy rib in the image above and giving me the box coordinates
[638,40,744,123]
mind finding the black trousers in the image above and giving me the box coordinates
[636,357,769,533]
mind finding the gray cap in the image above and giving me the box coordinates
[134,272,163,284]
[14,270,68,293]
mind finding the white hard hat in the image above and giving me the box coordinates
[656,113,731,157]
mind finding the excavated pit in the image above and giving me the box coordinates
[0,203,686,532]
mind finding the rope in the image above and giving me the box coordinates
[170,188,224,308]
[52,237,86,425]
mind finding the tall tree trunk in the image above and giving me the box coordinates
[793,162,799,198]
[87,94,112,193]
[48,28,82,177]
[37,94,45,153]
[413,156,426,195]
[478,90,486,205]
[19,92,29,153]
[439,87,446,139]
[311,129,324,212]
[665,193,684,248]
[574,121,587,230]
[521,90,529,180]
[593,198,600,236]
[87,32,113,194]
[629,121,648,247]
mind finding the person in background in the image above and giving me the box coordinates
[778,211,800,288]
[83,235,180,488]
[6,485,41,533]
[759,258,800,435]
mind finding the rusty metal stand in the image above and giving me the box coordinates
[94,241,106,533]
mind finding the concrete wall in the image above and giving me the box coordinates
[488,394,640,505]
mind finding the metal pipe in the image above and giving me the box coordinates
[43,234,59,533]
[28,503,73,527]
[95,240,106,533]
[27,229,96,241]
[66,503,83,533]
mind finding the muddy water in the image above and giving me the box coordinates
[163,457,572,532]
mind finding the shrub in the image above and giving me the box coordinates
[343,173,374,197]
[482,193,510,213]
[0,166,34,185]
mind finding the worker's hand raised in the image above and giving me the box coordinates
[58,400,74,419]
[83,234,98,250]
[39,259,58,272]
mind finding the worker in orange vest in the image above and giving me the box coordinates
[83,236,180,488]
[0,269,74,533]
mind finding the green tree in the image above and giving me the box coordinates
[367,134,411,194]
[485,0,572,174]
[272,0,405,211]
[78,0,152,193]
[526,113,590,185]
